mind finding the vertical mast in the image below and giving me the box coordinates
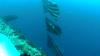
[42,0,63,56]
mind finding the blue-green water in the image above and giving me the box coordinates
[0,0,100,56]
[58,0,100,56]
[0,33,20,56]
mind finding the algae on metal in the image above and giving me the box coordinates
[42,0,60,21]
[0,17,46,56]
[47,35,63,56]
[45,18,62,35]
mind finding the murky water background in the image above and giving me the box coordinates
[0,0,100,56]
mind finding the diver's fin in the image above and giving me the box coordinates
[2,15,18,22]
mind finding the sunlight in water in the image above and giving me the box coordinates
[0,33,20,56]
[0,44,8,56]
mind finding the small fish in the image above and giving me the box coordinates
[47,35,63,56]
[46,18,62,35]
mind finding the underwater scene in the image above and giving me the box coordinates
[0,0,100,56]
